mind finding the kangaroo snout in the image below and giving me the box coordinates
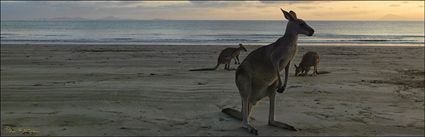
[307,29,314,36]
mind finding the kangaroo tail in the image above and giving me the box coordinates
[189,62,220,71]
[221,108,242,121]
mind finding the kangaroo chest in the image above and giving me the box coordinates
[277,45,297,71]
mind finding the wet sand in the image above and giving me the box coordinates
[1,44,424,136]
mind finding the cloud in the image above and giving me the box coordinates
[380,14,408,20]
[1,1,423,21]
[310,10,370,17]
[1,1,94,20]
[258,0,312,5]
[0,1,194,20]
[189,1,247,8]
[296,6,318,10]
[389,4,400,7]
[124,1,191,8]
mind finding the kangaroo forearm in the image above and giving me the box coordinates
[282,63,290,88]
[273,63,283,88]
[282,72,288,88]
[277,74,283,87]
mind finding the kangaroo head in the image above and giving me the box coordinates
[281,9,314,36]
[294,64,301,76]
[239,43,248,52]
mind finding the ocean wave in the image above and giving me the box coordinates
[2,38,423,45]
[197,33,424,38]
[43,34,69,37]
[0,33,18,36]
[214,39,259,42]
[314,34,425,39]
[199,34,281,37]
[341,39,416,42]
[109,38,134,41]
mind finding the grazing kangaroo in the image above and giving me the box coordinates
[294,51,320,76]
[221,9,314,135]
[189,44,247,71]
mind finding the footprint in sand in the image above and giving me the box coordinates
[303,112,330,120]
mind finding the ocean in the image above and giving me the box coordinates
[1,20,424,46]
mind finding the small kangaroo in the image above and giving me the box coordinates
[294,51,320,76]
[190,44,247,71]
[221,9,314,135]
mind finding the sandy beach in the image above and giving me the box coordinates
[1,44,424,136]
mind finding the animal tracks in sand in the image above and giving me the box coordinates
[303,89,332,94]
[303,101,396,126]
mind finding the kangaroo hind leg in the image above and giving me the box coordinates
[313,64,318,76]
[236,70,257,135]
[268,94,298,131]
[224,63,229,70]
[242,98,258,135]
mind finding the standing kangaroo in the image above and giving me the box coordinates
[232,44,248,64]
[190,44,247,71]
[221,9,314,135]
[294,51,320,76]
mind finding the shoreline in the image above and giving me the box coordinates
[1,43,424,47]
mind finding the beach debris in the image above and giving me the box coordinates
[288,85,302,89]
[32,83,43,86]
[20,128,39,135]
[3,126,39,135]
[3,126,16,134]
[197,82,207,85]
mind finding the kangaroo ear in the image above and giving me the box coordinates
[289,10,297,19]
[281,8,295,21]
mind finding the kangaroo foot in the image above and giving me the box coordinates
[243,124,258,135]
[268,121,297,131]
[276,87,286,93]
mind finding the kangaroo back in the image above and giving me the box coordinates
[218,51,233,64]
[300,51,319,67]
[295,51,324,76]
[189,48,233,71]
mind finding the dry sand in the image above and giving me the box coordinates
[1,44,424,136]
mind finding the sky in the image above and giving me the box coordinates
[1,1,424,21]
